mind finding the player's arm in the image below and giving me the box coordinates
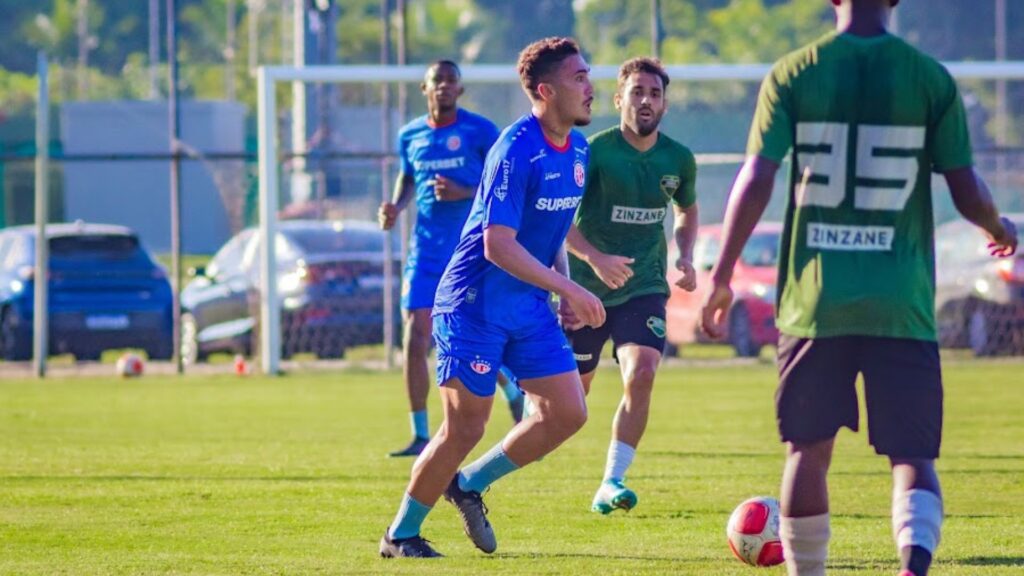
[565,224,634,290]
[944,168,1017,257]
[672,202,699,292]
[552,244,584,330]
[378,174,414,231]
[433,174,476,201]
[700,156,779,339]
[484,225,605,328]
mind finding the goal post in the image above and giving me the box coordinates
[255,61,1024,375]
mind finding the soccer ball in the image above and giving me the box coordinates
[115,353,145,378]
[726,496,785,567]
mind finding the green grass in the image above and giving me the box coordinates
[1,360,1022,575]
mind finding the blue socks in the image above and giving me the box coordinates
[459,443,520,494]
[388,493,432,540]
[411,410,429,439]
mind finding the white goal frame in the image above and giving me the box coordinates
[256,61,1024,375]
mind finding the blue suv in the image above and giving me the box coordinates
[0,222,174,361]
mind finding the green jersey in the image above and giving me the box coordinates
[570,127,697,307]
[748,31,973,341]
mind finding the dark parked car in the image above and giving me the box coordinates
[935,213,1024,356]
[180,219,400,363]
[0,222,174,361]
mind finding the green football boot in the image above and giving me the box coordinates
[591,479,638,514]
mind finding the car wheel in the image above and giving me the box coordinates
[730,305,760,358]
[968,305,1000,357]
[180,313,204,365]
[0,307,31,361]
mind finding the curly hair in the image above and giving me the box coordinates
[617,57,669,93]
[516,37,582,100]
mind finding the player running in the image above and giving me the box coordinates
[563,57,699,514]
[700,1,1018,575]
[379,60,524,458]
[379,37,604,558]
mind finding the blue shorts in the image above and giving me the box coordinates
[433,302,577,397]
[401,258,444,310]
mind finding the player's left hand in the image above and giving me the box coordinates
[674,257,697,292]
[433,175,469,201]
[557,296,584,331]
[988,216,1018,257]
[699,282,733,340]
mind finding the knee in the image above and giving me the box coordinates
[439,417,487,448]
[548,400,588,438]
[788,440,833,472]
[624,365,655,394]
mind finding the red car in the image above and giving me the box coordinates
[666,222,781,357]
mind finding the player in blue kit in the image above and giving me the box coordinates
[380,37,605,558]
[379,61,524,458]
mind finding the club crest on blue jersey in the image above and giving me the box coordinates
[573,160,586,188]
[447,135,462,151]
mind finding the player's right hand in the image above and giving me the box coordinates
[699,282,733,340]
[988,216,1018,257]
[563,283,605,329]
[590,253,634,291]
[378,202,399,230]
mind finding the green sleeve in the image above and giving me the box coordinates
[673,149,697,209]
[928,73,973,172]
[746,65,794,163]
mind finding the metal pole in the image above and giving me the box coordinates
[650,0,662,59]
[292,0,310,203]
[380,0,395,369]
[257,67,281,375]
[226,0,237,101]
[33,53,50,378]
[396,0,409,275]
[149,0,160,99]
[995,0,1007,198]
[167,0,184,374]
[77,0,90,98]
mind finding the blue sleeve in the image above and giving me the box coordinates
[397,128,414,176]
[481,144,530,231]
[478,120,500,159]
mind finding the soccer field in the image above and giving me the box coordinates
[1,360,1022,575]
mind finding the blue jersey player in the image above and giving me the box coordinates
[379,61,523,458]
[380,38,605,558]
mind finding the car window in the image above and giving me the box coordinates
[239,232,300,277]
[49,234,142,260]
[4,235,29,268]
[286,227,384,255]
[740,233,779,267]
[207,230,253,278]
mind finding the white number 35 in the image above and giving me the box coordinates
[795,122,925,211]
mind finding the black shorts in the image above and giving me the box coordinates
[567,293,667,375]
[776,335,943,459]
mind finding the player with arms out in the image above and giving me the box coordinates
[700,2,1018,575]
[379,60,524,458]
[564,57,699,514]
[379,37,605,558]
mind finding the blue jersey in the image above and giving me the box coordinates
[397,109,499,270]
[434,114,589,326]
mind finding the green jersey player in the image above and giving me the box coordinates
[564,57,699,515]
[700,2,1018,575]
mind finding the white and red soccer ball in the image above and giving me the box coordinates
[727,496,785,567]
[115,352,145,378]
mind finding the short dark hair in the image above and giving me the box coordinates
[617,57,669,92]
[426,59,461,80]
[516,37,582,100]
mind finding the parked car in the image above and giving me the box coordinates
[180,219,401,363]
[935,213,1024,356]
[665,222,781,357]
[0,222,174,361]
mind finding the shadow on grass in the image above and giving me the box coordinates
[957,556,1024,567]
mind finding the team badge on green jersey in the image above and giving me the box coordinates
[659,175,681,198]
[646,316,666,338]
